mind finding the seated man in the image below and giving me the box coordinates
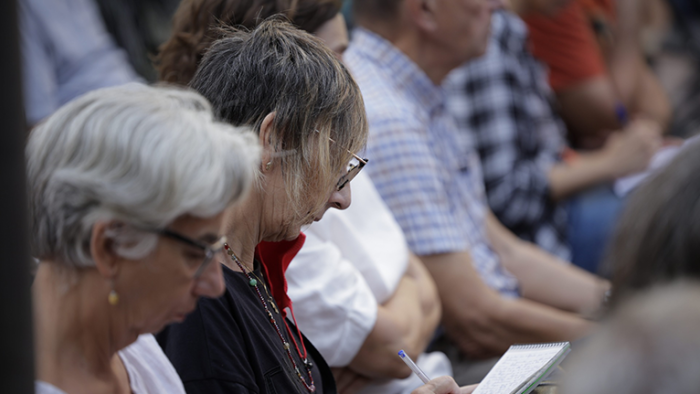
[344,0,608,382]
[444,2,660,271]
[524,0,671,149]
[289,172,448,394]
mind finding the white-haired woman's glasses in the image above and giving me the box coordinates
[148,229,227,278]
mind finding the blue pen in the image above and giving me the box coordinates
[615,102,629,126]
[398,350,431,384]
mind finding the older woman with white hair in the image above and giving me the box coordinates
[28,84,259,394]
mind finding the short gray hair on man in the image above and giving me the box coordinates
[27,83,260,268]
[563,281,700,394]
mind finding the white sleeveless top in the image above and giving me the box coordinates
[35,334,185,394]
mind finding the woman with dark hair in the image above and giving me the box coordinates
[158,2,450,393]
[157,0,343,85]
[156,19,368,394]
[606,139,700,306]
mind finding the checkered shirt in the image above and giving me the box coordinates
[445,11,571,261]
[344,28,519,297]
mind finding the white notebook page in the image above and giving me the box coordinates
[472,343,568,394]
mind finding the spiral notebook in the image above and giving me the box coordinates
[472,342,570,394]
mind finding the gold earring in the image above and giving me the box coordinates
[265,161,272,171]
[108,282,119,306]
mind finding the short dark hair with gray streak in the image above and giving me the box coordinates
[190,18,368,220]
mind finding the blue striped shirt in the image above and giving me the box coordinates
[344,28,519,297]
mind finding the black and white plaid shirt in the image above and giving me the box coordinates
[445,10,571,261]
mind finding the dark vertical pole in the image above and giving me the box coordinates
[0,0,35,392]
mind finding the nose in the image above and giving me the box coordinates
[328,183,352,211]
[193,253,226,298]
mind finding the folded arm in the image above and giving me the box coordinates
[349,254,441,379]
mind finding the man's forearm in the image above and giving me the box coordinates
[485,211,608,314]
[422,251,593,358]
[604,0,670,131]
[548,153,615,200]
[500,240,609,315]
[631,64,672,131]
[446,294,593,358]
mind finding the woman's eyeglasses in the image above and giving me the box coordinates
[315,130,368,191]
[152,229,227,279]
[337,153,368,191]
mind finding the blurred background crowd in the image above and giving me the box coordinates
[19,0,700,137]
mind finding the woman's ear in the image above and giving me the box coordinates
[90,221,120,280]
[259,112,276,172]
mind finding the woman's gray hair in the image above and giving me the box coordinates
[191,18,368,222]
[27,83,260,268]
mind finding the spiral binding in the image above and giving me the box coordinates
[511,342,569,350]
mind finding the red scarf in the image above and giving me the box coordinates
[254,232,306,317]
[254,233,310,362]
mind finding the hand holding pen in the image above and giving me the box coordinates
[399,351,478,394]
[410,376,478,394]
[399,350,431,383]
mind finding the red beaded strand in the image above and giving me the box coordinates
[224,244,316,393]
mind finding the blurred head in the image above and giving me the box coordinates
[27,84,260,332]
[353,0,500,69]
[606,140,700,307]
[157,0,343,85]
[563,282,700,394]
[190,19,368,241]
[314,13,349,58]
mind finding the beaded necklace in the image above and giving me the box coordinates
[224,244,316,393]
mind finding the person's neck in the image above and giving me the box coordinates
[222,187,267,272]
[34,262,134,392]
[385,28,456,86]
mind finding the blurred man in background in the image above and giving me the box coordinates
[444,0,660,273]
[345,0,608,384]
[524,0,671,149]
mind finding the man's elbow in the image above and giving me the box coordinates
[349,349,413,379]
[386,360,413,380]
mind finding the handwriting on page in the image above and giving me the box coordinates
[472,346,562,394]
